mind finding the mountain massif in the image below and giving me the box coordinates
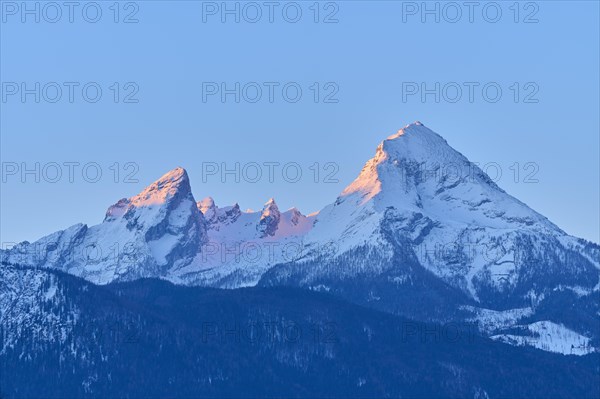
[2,122,599,397]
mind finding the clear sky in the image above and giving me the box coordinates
[1,1,599,244]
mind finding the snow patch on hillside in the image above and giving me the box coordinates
[491,321,594,356]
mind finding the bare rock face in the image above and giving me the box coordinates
[257,198,281,238]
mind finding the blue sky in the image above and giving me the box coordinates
[1,1,599,244]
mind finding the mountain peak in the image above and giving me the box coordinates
[154,167,189,190]
[340,122,479,207]
[130,167,191,208]
[323,122,559,250]
[262,198,279,216]
[258,198,281,237]
[198,196,217,222]
[198,196,216,212]
[163,166,187,179]
[386,121,432,140]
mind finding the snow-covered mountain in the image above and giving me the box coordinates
[266,123,599,298]
[3,122,599,354]
[1,167,314,288]
[3,167,205,284]
[261,122,600,354]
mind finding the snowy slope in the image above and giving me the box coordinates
[491,321,594,356]
[0,266,79,354]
